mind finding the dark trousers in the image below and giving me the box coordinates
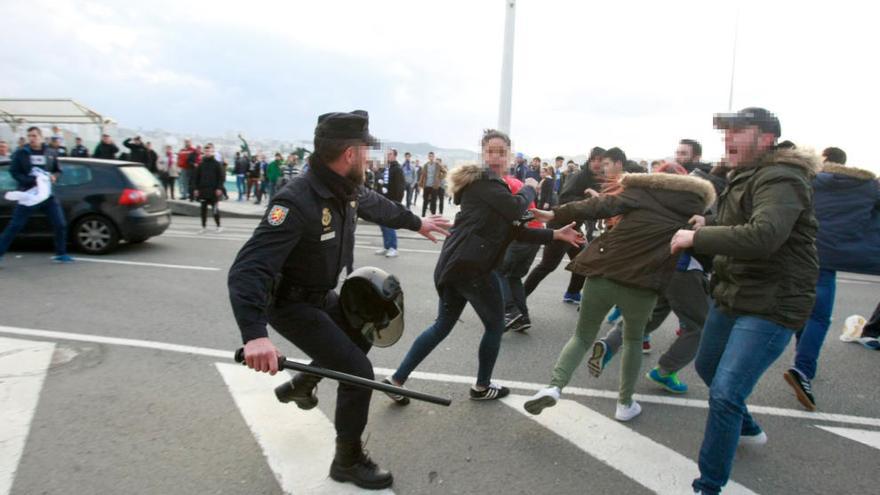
[268,292,373,442]
[421,187,437,216]
[394,273,505,387]
[863,300,880,338]
[437,188,445,214]
[499,241,541,317]
[199,198,220,228]
[0,196,68,257]
[404,184,414,209]
[162,176,177,199]
[523,237,585,296]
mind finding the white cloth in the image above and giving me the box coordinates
[4,168,52,206]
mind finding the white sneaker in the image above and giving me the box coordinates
[524,387,561,415]
[374,248,387,255]
[215,226,224,233]
[196,228,207,235]
[840,315,867,342]
[385,248,399,258]
[615,400,642,421]
[739,430,768,446]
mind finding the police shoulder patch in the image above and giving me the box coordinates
[267,205,289,226]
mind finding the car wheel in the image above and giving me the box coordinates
[73,215,120,254]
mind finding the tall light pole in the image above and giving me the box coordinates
[727,9,740,112]
[498,0,516,133]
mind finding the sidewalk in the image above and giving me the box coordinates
[169,193,460,220]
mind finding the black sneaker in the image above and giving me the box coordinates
[504,311,522,332]
[469,383,510,401]
[784,368,816,411]
[509,315,532,333]
[381,378,410,406]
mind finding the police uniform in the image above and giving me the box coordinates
[227,111,420,489]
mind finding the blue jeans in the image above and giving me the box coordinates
[236,174,246,200]
[179,169,190,199]
[0,196,68,257]
[380,226,398,250]
[692,306,793,494]
[393,273,505,387]
[794,269,836,380]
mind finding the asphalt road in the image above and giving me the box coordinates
[1,213,878,495]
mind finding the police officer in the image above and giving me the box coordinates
[228,110,450,490]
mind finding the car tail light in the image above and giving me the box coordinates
[119,188,148,206]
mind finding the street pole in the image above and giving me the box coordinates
[728,8,740,112]
[498,0,516,134]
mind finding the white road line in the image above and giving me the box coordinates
[502,395,757,494]
[216,363,394,495]
[0,337,55,495]
[72,257,220,271]
[815,425,880,451]
[1,324,878,428]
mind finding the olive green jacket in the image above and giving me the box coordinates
[693,147,820,330]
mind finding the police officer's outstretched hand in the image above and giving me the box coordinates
[243,337,281,375]
[418,215,452,243]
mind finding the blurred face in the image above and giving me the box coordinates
[102,135,112,144]
[675,143,695,164]
[75,138,82,145]
[541,167,551,179]
[602,157,622,176]
[165,145,172,152]
[386,150,396,162]
[555,158,563,168]
[204,145,214,156]
[27,129,42,148]
[0,142,8,155]
[482,137,510,174]
[589,157,603,174]
[404,153,411,161]
[428,152,434,162]
[531,158,540,169]
[184,139,192,148]
[723,126,774,168]
[345,144,369,185]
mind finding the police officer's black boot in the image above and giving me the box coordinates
[274,372,320,410]
[329,438,393,489]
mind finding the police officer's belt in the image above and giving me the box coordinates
[281,286,330,306]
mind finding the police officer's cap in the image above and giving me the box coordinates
[315,110,380,148]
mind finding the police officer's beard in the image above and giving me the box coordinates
[346,164,366,185]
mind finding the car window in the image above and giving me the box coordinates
[119,165,159,190]
[56,164,93,187]
[0,165,16,191]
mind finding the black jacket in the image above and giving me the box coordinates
[93,142,119,159]
[9,145,61,190]
[558,166,602,205]
[70,144,89,158]
[228,168,422,343]
[382,160,406,203]
[123,138,148,166]
[146,148,158,174]
[192,156,226,197]
[434,165,553,289]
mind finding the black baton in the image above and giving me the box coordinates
[233,348,451,407]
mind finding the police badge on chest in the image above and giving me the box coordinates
[321,207,335,241]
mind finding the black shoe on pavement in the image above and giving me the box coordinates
[510,314,532,333]
[274,373,320,410]
[784,368,816,411]
[329,439,394,490]
[469,382,510,401]
[381,378,410,405]
[504,312,523,332]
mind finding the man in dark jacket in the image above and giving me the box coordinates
[70,137,89,157]
[192,143,225,234]
[93,133,119,159]
[375,149,406,257]
[671,107,819,495]
[123,136,149,167]
[0,126,73,264]
[783,149,880,410]
[523,146,605,304]
[675,139,713,173]
[145,142,159,174]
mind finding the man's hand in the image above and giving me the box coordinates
[670,229,696,255]
[243,337,281,375]
[50,174,58,184]
[524,177,539,190]
[583,188,600,198]
[418,214,452,242]
[689,215,706,230]
[215,189,223,198]
[193,190,200,198]
[553,222,585,248]
[529,208,555,223]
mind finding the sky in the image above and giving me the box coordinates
[2,0,878,171]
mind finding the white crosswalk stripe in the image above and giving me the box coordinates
[502,394,758,495]
[0,337,55,495]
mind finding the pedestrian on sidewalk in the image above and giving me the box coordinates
[0,126,73,264]
[418,152,442,216]
[267,153,283,200]
[387,129,582,403]
[233,151,249,201]
[784,146,880,409]
[192,143,225,234]
[669,108,820,495]
[524,147,715,423]
[375,149,405,258]
[401,151,416,209]
[177,139,196,200]
[158,144,178,199]
[93,133,119,159]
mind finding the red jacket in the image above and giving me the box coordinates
[503,175,542,228]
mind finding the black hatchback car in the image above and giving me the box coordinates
[0,157,172,254]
